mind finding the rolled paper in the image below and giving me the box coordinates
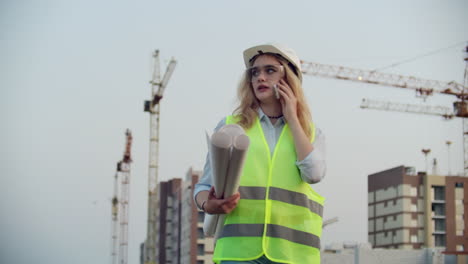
[203,124,250,237]
[210,131,232,199]
[214,134,250,239]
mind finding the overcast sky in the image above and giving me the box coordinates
[1,0,467,263]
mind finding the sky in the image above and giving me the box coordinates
[1,0,467,263]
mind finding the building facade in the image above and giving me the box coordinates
[141,168,214,264]
[368,165,467,252]
[179,168,214,264]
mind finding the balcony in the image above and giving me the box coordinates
[431,214,446,219]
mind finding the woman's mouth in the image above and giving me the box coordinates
[257,85,269,92]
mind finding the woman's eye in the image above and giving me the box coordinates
[266,68,276,74]
[251,69,259,76]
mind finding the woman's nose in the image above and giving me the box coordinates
[256,71,267,81]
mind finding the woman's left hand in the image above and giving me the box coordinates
[277,79,298,123]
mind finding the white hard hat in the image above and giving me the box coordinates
[243,43,302,81]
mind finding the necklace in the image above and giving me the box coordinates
[267,114,283,119]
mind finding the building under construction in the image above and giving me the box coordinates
[368,165,467,253]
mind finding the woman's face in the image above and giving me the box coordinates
[248,54,285,102]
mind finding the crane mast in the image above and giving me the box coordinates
[463,45,468,176]
[143,50,176,264]
[110,172,119,264]
[118,129,133,264]
[301,47,468,175]
[110,129,133,264]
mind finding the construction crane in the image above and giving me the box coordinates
[110,172,119,264]
[360,98,455,119]
[143,50,176,264]
[110,129,133,264]
[118,129,133,264]
[323,217,339,229]
[301,44,468,175]
[301,60,466,100]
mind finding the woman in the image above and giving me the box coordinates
[194,43,326,264]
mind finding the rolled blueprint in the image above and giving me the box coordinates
[203,124,250,237]
[203,131,232,236]
[214,133,250,238]
[223,134,250,198]
[209,131,232,198]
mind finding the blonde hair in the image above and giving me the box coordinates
[233,54,313,139]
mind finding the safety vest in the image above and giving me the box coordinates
[213,115,325,264]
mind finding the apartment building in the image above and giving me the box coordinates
[154,178,182,263]
[141,168,214,264]
[368,165,467,252]
[179,168,214,264]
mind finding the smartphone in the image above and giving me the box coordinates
[273,84,280,99]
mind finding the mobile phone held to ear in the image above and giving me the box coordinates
[273,84,280,99]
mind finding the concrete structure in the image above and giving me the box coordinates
[368,165,468,253]
[141,168,214,264]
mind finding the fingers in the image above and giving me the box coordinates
[208,186,217,199]
[220,195,240,213]
[276,80,298,122]
[226,191,240,202]
[205,191,240,214]
[277,79,294,98]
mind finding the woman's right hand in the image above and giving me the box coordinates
[204,186,240,214]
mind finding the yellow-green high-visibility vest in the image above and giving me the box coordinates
[213,115,325,264]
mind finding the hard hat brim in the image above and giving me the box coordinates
[243,43,302,81]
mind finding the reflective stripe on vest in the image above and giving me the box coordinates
[220,223,321,249]
[239,186,324,217]
[213,115,325,264]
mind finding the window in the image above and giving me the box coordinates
[434,219,446,232]
[198,211,204,222]
[432,204,445,216]
[455,182,464,188]
[197,244,205,255]
[433,186,445,200]
[197,227,204,239]
[434,234,446,247]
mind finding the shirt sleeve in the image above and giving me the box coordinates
[193,118,226,201]
[295,127,327,184]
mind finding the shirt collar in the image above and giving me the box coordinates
[258,107,267,121]
[257,107,284,125]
